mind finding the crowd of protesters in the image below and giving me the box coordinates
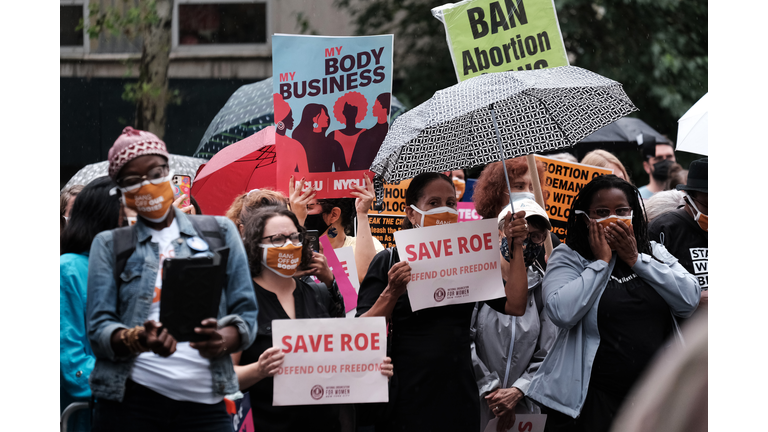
[61,126,707,432]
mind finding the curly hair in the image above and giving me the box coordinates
[333,91,368,125]
[473,157,548,219]
[401,172,455,230]
[242,206,313,277]
[225,188,288,227]
[565,174,653,261]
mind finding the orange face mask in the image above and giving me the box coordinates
[262,243,303,278]
[118,172,175,223]
[685,196,708,232]
[452,177,466,200]
[575,210,633,230]
[410,205,458,227]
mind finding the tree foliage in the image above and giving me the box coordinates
[78,0,177,139]
[335,0,707,140]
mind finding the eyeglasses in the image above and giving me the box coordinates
[116,164,169,188]
[527,230,547,245]
[588,207,633,218]
[262,232,303,247]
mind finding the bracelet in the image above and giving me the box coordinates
[121,326,149,354]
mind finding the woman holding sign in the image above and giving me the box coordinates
[356,172,530,432]
[526,175,700,432]
[232,207,393,432]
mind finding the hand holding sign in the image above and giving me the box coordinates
[386,260,412,299]
[255,347,286,381]
[289,176,316,226]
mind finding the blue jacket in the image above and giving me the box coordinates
[86,208,258,402]
[61,252,94,431]
[526,242,699,418]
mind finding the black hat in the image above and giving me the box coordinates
[676,158,708,193]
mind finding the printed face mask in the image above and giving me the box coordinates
[410,205,458,227]
[685,196,708,232]
[117,171,175,223]
[574,210,633,230]
[452,177,466,200]
[262,242,303,278]
[501,236,543,268]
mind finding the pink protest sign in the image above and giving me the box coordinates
[320,235,358,312]
[458,202,482,223]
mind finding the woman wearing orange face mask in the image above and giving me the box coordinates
[355,172,530,432]
[232,206,393,432]
[526,175,700,432]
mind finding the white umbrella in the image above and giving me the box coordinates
[676,93,708,156]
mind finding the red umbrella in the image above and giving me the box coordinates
[191,126,277,216]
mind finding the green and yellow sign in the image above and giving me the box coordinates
[434,0,569,81]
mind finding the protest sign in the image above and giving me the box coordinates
[484,414,547,432]
[534,155,613,243]
[458,202,482,223]
[272,34,394,198]
[368,179,411,248]
[433,0,568,81]
[394,219,504,311]
[333,246,361,317]
[227,392,254,432]
[272,317,388,405]
[319,236,358,313]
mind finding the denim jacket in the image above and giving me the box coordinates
[526,241,699,418]
[86,208,258,402]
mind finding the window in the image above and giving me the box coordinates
[173,0,271,55]
[61,0,89,53]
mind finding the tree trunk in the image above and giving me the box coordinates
[135,0,173,139]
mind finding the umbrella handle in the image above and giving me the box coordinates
[489,104,515,259]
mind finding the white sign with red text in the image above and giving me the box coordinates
[394,218,504,311]
[272,317,388,406]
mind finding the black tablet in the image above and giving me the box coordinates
[160,247,229,342]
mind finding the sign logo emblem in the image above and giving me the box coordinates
[310,385,324,400]
[434,288,446,302]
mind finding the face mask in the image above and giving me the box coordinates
[452,177,466,200]
[501,236,543,268]
[651,159,673,181]
[409,205,458,227]
[117,171,175,223]
[509,191,535,206]
[304,213,329,235]
[685,196,708,232]
[574,210,633,230]
[262,242,303,278]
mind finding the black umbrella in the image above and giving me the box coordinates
[561,117,670,160]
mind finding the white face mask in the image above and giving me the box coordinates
[409,205,458,228]
[509,191,535,205]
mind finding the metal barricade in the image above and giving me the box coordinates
[60,402,90,432]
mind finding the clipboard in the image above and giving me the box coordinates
[160,247,229,342]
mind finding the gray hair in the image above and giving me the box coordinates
[644,190,686,222]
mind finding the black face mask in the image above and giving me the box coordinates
[651,159,674,182]
[304,213,329,234]
[500,237,542,268]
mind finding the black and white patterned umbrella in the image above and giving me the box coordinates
[370,66,637,185]
[62,154,208,191]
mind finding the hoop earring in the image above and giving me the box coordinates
[277,121,285,130]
